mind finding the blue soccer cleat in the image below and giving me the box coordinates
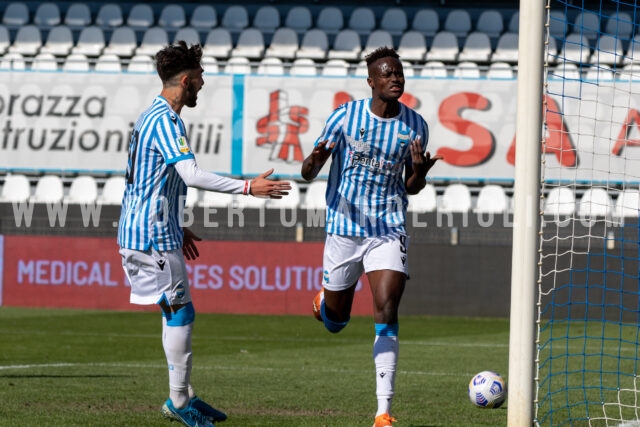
[190,396,227,422]
[161,398,215,427]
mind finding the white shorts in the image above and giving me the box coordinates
[119,247,192,306]
[322,232,410,292]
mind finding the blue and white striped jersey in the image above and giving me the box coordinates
[117,96,195,251]
[317,98,429,237]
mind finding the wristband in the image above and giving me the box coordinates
[243,180,251,196]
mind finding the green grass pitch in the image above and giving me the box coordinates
[0,307,509,426]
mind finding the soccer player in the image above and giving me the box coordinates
[301,46,442,427]
[117,41,291,427]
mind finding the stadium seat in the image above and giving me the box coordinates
[322,58,350,76]
[560,33,591,64]
[284,6,312,36]
[234,193,267,210]
[578,188,613,218]
[256,56,284,75]
[126,3,155,31]
[440,183,472,213]
[103,26,137,58]
[443,9,472,39]
[71,26,105,57]
[354,60,368,77]
[230,28,265,60]
[289,58,317,76]
[573,11,600,43]
[1,174,31,203]
[620,63,640,81]
[507,12,519,33]
[158,4,186,30]
[185,187,199,207]
[327,29,361,61]
[8,25,42,56]
[264,27,298,59]
[407,184,437,213]
[543,187,576,216]
[411,9,440,38]
[585,64,613,81]
[253,5,280,38]
[32,52,58,70]
[95,53,122,72]
[475,185,509,214]
[401,61,415,77]
[549,10,567,39]
[0,52,25,69]
[33,2,61,29]
[316,7,344,37]
[224,56,252,74]
[201,56,219,74]
[300,180,327,210]
[550,63,581,80]
[491,32,519,64]
[135,27,169,56]
[475,10,504,39]
[101,175,126,205]
[361,30,393,59]
[95,3,124,29]
[63,53,89,71]
[380,8,408,38]
[127,54,154,73]
[39,25,74,56]
[605,11,633,39]
[397,31,427,62]
[426,31,459,63]
[68,175,99,204]
[487,62,514,79]
[420,61,448,78]
[173,27,201,46]
[614,188,640,217]
[0,25,9,54]
[594,35,623,66]
[221,5,249,36]
[295,29,328,60]
[348,7,376,38]
[266,181,300,209]
[203,28,233,59]
[2,2,29,29]
[198,190,234,208]
[34,175,64,203]
[453,61,481,79]
[189,5,217,31]
[63,3,92,30]
[457,32,492,63]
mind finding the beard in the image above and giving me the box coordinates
[184,80,198,108]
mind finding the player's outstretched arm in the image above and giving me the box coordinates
[250,168,292,199]
[301,141,335,181]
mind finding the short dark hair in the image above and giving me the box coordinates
[155,40,203,83]
[364,46,400,67]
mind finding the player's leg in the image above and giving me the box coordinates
[314,234,365,333]
[364,232,409,427]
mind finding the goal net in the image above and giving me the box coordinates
[535,1,640,426]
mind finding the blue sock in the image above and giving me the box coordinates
[321,300,349,333]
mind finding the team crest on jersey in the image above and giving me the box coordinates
[397,130,410,145]
[176,136,190,153]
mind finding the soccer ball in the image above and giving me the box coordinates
[468,371,507,409]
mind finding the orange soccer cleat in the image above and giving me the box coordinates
[373,413,397,427]
[312,289,324,322]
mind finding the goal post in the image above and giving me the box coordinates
[508,0,544,425]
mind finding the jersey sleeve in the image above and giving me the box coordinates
[314,105,346,148]
[154,112,195,165]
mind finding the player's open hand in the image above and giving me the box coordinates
[250,169,292,199]
[182,227,202,260]
[410,138,443,178]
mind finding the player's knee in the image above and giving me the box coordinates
[163,301,196,326]
[321,302,349,333]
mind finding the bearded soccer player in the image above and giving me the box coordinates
[301,46,442,427]
[117,41,291,427]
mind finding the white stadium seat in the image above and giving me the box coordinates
[68,175,99,204]
[578,188,613,218]
[101,176,126,205]
[34,175,64,203]
[301,180,327,210]
[440,184,472,213]
[190,5,217,31]
[544,187,576,216]
[407,184,437,213]
[1,174,31,203]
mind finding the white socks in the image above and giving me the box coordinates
[373,335,398,417]
[162,317,193,409]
